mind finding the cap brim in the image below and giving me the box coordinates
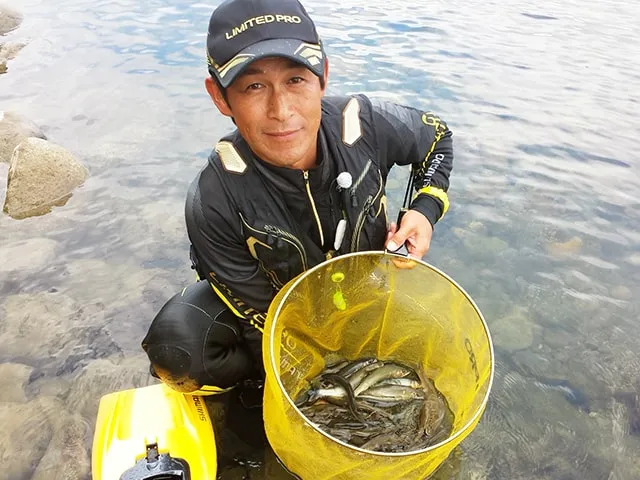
[210,38,325,88]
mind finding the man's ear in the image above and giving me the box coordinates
[205,77,232,117]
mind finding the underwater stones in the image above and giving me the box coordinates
[3,137,87,219]
[0,394,90,480]
[545,235,583,257]
[64,355,154,421]
[1,292,76,358]
[0,362,33,402]
[0,292,110,374]
[63,259,175,307]
[137,199,186,243]
[467,220,487,234]
[0,111,46,163]
[0,398,55,479]
[490,306,538,352]
[0,237,57,273]
[476,369,618,479]
[31,413,90,480]
[609,285,632,301]
[452,226,509,258]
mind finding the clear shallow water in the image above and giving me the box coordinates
[1,0,639,479]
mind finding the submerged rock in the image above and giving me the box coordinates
[31,413,90,480]
[64,355,154,421]
[490,306,538,352]
[0,398,55,479]
[467,369,617,480]
[609,285,632,301]
[545,236,583,257]
[0,111,46,163]
[0,291,114,377]
[0,395,91,480]
[452,227,509,258]
[0,237,57,273]
[1,292,77,359]
[0,3,22,35]
[0,362,33,402]
[3,137,87,219]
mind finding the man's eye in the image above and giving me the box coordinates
[289,76,305,84]
[246,83,262,91]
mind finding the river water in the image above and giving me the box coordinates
[1,0,639,479]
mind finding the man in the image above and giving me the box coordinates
[142,0,453,403]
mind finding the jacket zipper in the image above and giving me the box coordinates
[350,168,383,251]
[303,170,325,247]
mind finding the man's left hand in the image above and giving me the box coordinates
[385,209,433,260]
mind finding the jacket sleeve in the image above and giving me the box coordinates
[185,167,274,338]
[371,98,454,227]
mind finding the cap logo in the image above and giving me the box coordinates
[218,53,255,77]
[225,14,302,40]
[294,42,323,66]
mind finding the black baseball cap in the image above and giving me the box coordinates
[206,0,326,88]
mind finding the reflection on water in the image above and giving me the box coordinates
[1,0,639,478]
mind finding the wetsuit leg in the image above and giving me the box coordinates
[141,280,256,394]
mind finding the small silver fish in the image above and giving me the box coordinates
[322,360,349,375]
[295,386,346,407]
[336,358,378,380]
[359,385,424,401]
[322,373,364,422]
[353,364,413,396]
[377,377,422,389]
[345,361,384,389]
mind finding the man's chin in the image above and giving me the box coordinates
[262,148,307,169]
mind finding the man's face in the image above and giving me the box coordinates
[207,56,327,170]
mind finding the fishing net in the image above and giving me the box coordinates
[262,251,494,479]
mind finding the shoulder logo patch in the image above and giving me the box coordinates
[342,97,362,146]
[216,141,247,174]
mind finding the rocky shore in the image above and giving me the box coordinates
[1,4,88,220]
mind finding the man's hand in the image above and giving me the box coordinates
[385,209,433,260]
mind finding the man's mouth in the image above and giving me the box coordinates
[265,128,301,139]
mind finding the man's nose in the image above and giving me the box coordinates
[267,89,293,121]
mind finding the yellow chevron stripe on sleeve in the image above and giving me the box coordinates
[209,282,245,319]
[417,186,450,219]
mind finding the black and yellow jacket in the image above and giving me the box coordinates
[186,94,453,347]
